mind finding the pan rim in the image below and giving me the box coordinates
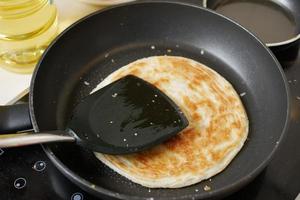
[29,1,290,199]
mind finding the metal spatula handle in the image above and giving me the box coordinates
[0,130,75,148]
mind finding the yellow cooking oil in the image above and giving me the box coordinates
[0,0,58,73]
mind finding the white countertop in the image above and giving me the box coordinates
[0,0,102,105]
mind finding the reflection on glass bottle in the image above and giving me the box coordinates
[0,0,58,73]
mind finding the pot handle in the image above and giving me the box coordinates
[0,104,32,134]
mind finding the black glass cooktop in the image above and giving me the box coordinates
[1,2,300,200]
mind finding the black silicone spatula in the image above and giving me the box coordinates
[0,75,189,154]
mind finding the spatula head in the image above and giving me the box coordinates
[68,75,189,154]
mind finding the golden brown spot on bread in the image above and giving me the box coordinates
[206,113,233,140]
[219,105,226,112]
[209,83,230,106]
[130,69,141,75]
[164,128,196,154]
[135,62,147,68]
[183,96,198,111]
[228,96,237,104]
[153,78,170,88]
[194,73,209,83]
[211,151,222,161]
[171,59,194,71]
[188,82,197,90]
[192,113,202,121]
[135,154,149,165]
[164,134,183,151]
[197,100,217,113]
[233,120,242,129]
[160,78,170,83]
[115,159,126,168]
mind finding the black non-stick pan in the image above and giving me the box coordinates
[0,1,289,200]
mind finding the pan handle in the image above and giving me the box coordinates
[0,130,75,148]
[0,104,32,134]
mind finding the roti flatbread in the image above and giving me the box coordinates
[92,56,248,188]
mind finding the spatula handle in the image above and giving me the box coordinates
[0,130,75,148]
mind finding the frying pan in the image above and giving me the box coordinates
[0,1,289,200]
